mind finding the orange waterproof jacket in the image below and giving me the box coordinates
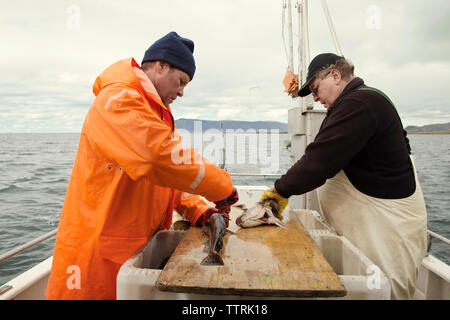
[45,58,233,300]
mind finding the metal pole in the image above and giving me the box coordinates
[296,1,304,110]
[220,121,226,169]
[0,229,57,263]
[296,1,302,78]
[428,230,450,246]
[300,1,306,85]
[229,173,281,177]
[287,0,295,72]
[302,0,313,110]
[303,0,311,69]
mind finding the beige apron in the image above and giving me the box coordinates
[317,156,427,299]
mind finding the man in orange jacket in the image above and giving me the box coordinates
[45,32,238,300]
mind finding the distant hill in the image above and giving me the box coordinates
[405,122,450,134]
[175,119,449,133]
[175,118,288,132]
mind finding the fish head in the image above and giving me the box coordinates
[235,201,287,229]
[235,202,272,228]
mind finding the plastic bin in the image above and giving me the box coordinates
[309,230,391,299]
[290,209,336,234]
[117,228,391,300]
[116,230,187,300]
[117,230,252,300]
[292,209,391,299]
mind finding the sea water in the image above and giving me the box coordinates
[0,132,449,285]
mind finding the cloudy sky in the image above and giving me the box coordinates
[1,0,449,133]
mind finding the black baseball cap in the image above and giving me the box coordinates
[298,53,344,97]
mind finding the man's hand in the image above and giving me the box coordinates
[259,187,289,219]
[196,207,229,227]
[214,188,239,215]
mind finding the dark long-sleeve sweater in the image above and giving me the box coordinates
[275,77,416,200]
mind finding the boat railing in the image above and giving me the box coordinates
[0,229,57,264]
[426,230,450,256]
[229,173,281,177]
[1,225,448,266]
[1,173,449,264]
[229,173,281,179]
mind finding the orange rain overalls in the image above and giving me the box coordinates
[45,58,233,299]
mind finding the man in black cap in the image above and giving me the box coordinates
[260,53,428,299]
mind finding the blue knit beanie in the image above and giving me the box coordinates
[142,32,196,80]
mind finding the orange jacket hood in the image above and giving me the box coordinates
[93,57,165,109]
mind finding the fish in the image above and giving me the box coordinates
[235,199,286,229]
[201,213,234,266]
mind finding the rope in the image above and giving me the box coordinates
[281,0,290,67]
[321,0,343,56]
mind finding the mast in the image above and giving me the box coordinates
[286,0,295,72]
[219,121,225,170]
[297,0,313,111]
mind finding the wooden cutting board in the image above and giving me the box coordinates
[156,205,346,298]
